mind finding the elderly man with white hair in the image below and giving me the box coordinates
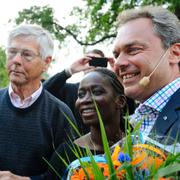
[0,24,76,179]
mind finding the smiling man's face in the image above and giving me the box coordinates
[113,18,172,102]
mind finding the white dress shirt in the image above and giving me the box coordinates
[8,83,43,108]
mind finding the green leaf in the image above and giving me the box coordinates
[61,110,81,137]
[93,98,118,180]
[157,162,180,177]
[42,157,62,179]
[86,148,105,179]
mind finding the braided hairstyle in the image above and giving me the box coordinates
[90,67,128,132]
[94,68,124,95]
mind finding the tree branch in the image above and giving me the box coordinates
[54,22,116,46]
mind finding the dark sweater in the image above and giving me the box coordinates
[0,88,76,179]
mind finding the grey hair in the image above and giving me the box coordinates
[117,6,180,49]
[7,24,54,60]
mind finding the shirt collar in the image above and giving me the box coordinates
[8,83,43,108]
[144,77,180,112]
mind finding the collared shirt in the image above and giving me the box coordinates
[130,77,180,140]
[9,83,43,108]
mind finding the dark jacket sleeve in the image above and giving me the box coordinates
[43,71,89,134]
[151,88,180,143]
[43,70,70,97]
[43,70,79,116]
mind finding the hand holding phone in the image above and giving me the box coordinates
[89,57,108,67]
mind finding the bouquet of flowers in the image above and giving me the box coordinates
[65,117,180,180]
[68,137,179,180]
[51,103,180,180]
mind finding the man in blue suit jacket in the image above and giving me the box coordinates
[112,6,180,150]
[151,88,180,142]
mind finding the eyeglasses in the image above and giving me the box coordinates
[7,48,41,61]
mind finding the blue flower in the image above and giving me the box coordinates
[141,169,150,177]
[134,168,150,180]
[118,152,131,163]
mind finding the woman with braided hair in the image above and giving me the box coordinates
[44,68,128,179]
[74,67,127,152]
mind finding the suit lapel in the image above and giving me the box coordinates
[151,88,180,137]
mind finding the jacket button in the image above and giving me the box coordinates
[163,116,167,120]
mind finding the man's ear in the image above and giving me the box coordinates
[43,56,52,72]
[115,95,126,109]
[169,43,180,65]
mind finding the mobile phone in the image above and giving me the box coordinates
[89,57,108,67]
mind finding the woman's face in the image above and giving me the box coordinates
[75,71,121,126]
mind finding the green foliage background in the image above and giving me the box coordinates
[13,0,180,46]
[0,47,8,88]
[0,0,179,87]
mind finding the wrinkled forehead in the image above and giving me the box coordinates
[113,22,156,54]
[8,34,38,45]
[8,36,40,52]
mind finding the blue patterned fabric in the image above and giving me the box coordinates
[130,78,180,139]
